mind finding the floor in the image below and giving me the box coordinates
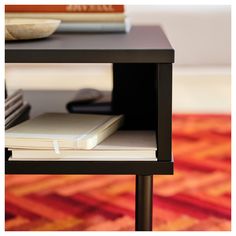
[5,114,231,231]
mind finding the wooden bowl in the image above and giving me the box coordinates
[5,18,61,41]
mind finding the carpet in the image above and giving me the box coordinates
[5,114,231,231]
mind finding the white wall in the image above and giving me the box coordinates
[127,5,231,66]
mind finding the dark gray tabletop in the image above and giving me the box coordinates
[5,25,174,63]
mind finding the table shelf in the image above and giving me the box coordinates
[5,159,173,175]
[6,130,173,174]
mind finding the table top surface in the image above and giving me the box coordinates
[5,25,174,63]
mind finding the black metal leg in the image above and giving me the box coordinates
[135,175,153,231]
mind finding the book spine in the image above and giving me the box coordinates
[5,13,125,23]
[5,5,124,13]
[57,22,129,33]
[5,100,23,118]
[5,92,23,109]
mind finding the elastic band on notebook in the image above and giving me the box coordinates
[53,140,60,154]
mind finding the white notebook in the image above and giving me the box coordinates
[5,113,123,150]
[9,131,157,161]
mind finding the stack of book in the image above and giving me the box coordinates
[5,5,131,33]
[6,113,157,161]
[5,90,31,130]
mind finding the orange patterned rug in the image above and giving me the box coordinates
[5,114,231,231]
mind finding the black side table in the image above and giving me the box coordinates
[5,25,175,231]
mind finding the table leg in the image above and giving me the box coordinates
[135,175,153,231]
